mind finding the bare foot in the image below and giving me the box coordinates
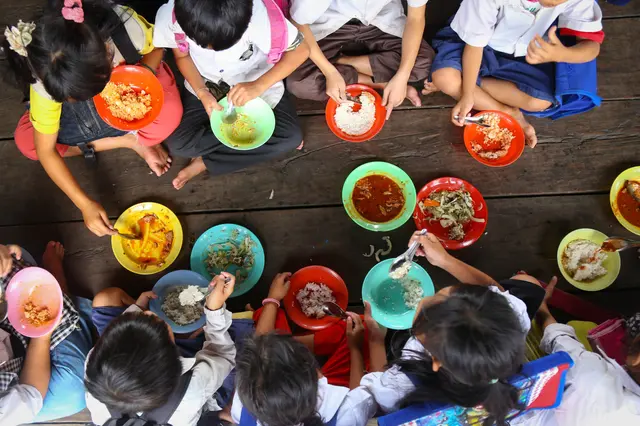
[511,109,538,148]
[42,241,68,293]
[172,157,207,190]
[132,144,172,177]
[421,80,440,96]
[406,85,422,107]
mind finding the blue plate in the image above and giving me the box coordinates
[190,224,265,298]
[149,270,210,333]
[362,259,435,330]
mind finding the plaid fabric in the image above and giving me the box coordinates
[0,254,80,391]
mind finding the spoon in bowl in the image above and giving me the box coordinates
[389,229,427,278]
[322,301,348,320]
[600,237,640,252]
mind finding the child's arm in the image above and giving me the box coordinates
[383,4,426,119]
[20,335,52,399]
[140,48,165,72]
[451,44,483,127]
[0,244,21,278]
[228,39,310,106]
[346,313,366,389]
[364,302,388,373]
[526,26,600,65]
[172,48,222,116]
[34,132,115,237]
[255,272,291,335]
[293,21,345,103]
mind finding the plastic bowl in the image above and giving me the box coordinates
[111,202,183,275]
[557,228,621,292]
[283,266,349,331]
[325,84,386,142]
[362,259,434,330]
[210,97,276,151]
[342,161,417,232]
[610,166,640,236]
[463,110,525,167]
[6,267,63,338]
[93,65,164,131]
[413,177,488,250]
[149,270,210,333]
[190,224,265,298]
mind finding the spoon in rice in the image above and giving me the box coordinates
[222,99,238,125]
[600,237,640,252]
[453,114,491,128]
[322,301,348,320]
[389,229,427,279]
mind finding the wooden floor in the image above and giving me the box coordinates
[1,1,639,425]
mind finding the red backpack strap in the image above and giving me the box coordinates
[263,0,289,64]
[172,8,190,53]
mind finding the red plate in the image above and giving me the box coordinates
[413,177,488,250]
[283,265,349,331]
[463,110,525,167]
[325,84,386,143]
[93,65,164,131]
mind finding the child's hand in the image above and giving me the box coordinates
[410,231,450,267]
[228,81,265,107]
[364,301,387,343]
[206,272,236,310]
[346,312,365,351]
[0,244,21,278]
[325,70,347,104]
[81,200,116,237]
[526,27,566,64]
[135,291,158,310]
[451,95,474,127]
[200,90,223,117]
[382,73,409,120]
[268,272,291,301]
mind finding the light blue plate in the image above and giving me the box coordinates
[149,270,210,333]
[190,224,265,298]
[362,259,435,330]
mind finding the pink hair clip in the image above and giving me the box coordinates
[62,0,84,24]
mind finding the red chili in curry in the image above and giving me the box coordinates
[352,174,405,223]
[617,186,640,228]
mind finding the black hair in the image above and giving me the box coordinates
[85,312,182,413]
[1,0,129,102]
[236,333,324,426]
[174,0,253,50]
[391,284,526,426]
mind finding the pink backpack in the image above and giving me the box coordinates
[172,0,290,64]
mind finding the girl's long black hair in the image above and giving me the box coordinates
[1,0,131,102]
[391,284,526,426]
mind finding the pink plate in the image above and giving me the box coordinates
[6,267,63,338]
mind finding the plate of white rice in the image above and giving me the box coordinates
[325,84,384,142]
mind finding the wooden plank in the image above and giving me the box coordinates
[601,1,640,18]
[0,193,637,314]
[1,99,639,226]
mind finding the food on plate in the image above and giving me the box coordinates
[221,113,257,147]
[296,282,336,319]
[418,188,484,241]
[162,286,204,325]
[100,82,152,121]
[389,260,411,280]
[23,298,52,327]
[400,276,423,309]
[352,175,405,223]
[334,92,376,135]
[471,113,514,160]
[205,236,255,283]
[179,285,206,306]
[616,180,640,227]
[123,213,174,269]
[562,239,608,282]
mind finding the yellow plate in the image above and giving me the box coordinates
[111,202,183,275]
[610,166,640,236]
[556,228,620,292]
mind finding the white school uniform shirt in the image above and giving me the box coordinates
[290,0,429,41]
[511,323,640,426]
[231,376,378,426]
[153,0,301,108]
[361,286,531,413]
[451,0,603,57]
[85,304,236,426]
[0,385,43,426]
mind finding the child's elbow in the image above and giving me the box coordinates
[296,39,311,60]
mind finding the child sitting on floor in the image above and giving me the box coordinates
[227,272,384,425]
[84,273,236,426]
[286,0,434,118]
[430,0,604,147]
[153,0,310,190]
[3,0,182,237]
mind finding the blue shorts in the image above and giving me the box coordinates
[432,26,556,106]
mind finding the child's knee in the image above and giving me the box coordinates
[432,68,462,97]
[523,97,552,112]
[93,287,129,308]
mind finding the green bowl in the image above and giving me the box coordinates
[342,161,417,232]
[210,97,275,151]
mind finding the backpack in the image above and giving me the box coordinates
[172,0,290,64]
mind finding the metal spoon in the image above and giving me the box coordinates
[116,229,141,240]
[600,237,640,252]
[389,229,427,277]
[345,94,362,105]
[322,301,348,320]
[454,114,491,128]
[222,100,237,125]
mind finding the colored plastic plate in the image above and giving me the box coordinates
[210,97,276,151]
[610,166,640,236]
[325,84,386,142]
[463,110,525,167]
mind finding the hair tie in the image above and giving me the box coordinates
[4,20,36,57]
[62,0,84,23]
[489,378,499,385]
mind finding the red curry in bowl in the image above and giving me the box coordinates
[352,175,405,223]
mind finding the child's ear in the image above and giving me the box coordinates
[431,357,442,372]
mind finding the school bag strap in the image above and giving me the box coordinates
[108,8,142,65]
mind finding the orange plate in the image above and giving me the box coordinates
[463,110,525,167]
[413,177,488,250]
[283,265,349,331]
[325,84,386,142]
[93,65,164,131]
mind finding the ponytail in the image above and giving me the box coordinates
[482,379,522,426]
[302,413,325,426]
